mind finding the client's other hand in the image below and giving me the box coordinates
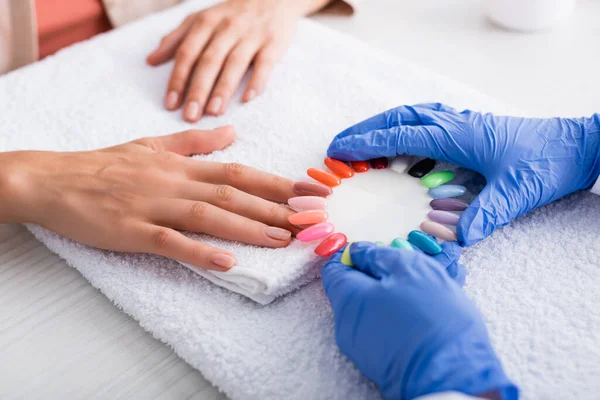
[0,126,310,271]
[147,0,306,122]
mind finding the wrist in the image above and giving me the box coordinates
[0,151,38,224]
[401,322,518,400]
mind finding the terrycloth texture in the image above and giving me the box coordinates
[1,1,600,398]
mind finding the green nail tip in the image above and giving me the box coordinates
[390,238,414,251]
[375,241,385,246]
[421,170,455,189]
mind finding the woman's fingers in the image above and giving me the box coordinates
[147,199,293,248]
[133,126,236,155]
[206,35,263,115]
[182,21,247,122]
[165,21,216,111]
[189,161,298,203]
[146,17,193,66]
[243,43,279,103]
[137,223,235,271]
[181,181,299,234]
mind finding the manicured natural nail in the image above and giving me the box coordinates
[184,101,200,121]
[293,181,333,197]
[211,253,236,270]
[264,226,292,241]
[207,96,222,114]
[245,89,256,102]
[165,91,178,110]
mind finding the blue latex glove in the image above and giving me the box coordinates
[322,242,518,400]
[327,104,600,246]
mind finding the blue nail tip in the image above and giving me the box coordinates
[408,230,443,255]
[428,185,466,199]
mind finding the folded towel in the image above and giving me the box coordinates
[2,1,599,398]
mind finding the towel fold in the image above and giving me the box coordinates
[2,1,599,398]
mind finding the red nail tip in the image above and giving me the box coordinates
[350,160,369,173]
[314,233,348,257]
[370,157,389,169]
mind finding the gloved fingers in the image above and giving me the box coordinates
[322,246,374,307]
[457,183,500,246]
[447,262,467,287]
[328,124,449,162]
[331,105,424,142]
[435,242,466,286]
[327,122,477,170]
[430,241,462,269]
[395,123,476,168]
[413,102,459,113]
[411,241,465,285]
[349,241,421,280]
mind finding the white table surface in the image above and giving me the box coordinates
[2,0,599,398]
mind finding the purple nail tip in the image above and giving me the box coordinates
[430,198,469,211]
[428,210,460,226]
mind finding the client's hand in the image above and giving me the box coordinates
[0,126,312,271]
[147,0,320,122]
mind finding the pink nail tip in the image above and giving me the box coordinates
[288,196,327,210]
[296,222,335,242]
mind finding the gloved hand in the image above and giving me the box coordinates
[327,104,600,246]
[322,242,518,400]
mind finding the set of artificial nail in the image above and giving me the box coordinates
[286,156,469,264]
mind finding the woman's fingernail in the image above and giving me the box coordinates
[264,226,292,241]
[211,253,236,270]
[245,89,256,102]
[293,181,333,197]
[165,91,178,110]
[207,97,222,114]
[184,101,200,121]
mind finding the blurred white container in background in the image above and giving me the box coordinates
[485,0,576,32]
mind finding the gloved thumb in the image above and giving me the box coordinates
[321,245,373,310]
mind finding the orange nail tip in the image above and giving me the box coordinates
[288,210,328,225]
[350,161,369,173]
[324,157,354,178]
[307,168,341,187]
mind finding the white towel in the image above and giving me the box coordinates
[2,1,599,398]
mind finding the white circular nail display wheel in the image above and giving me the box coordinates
[287,157,468,264]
